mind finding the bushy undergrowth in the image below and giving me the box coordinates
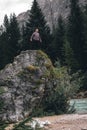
[30,86,69,117]
[0,121,8,130]
[43,87,69,115]
[31,63,81,117]
[81,71,87,91]
[0,88,5,114]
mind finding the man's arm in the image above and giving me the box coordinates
[39,34,42,42]
[30,33,34,41]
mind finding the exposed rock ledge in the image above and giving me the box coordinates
[0,50,57,123]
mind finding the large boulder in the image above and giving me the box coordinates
[0,50,57,123]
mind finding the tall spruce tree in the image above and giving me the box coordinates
[51,15,66,64]
[0,34,4,69]
[22,0,51,52]
[81,5,87,91]
[8,13,20,61]
[83,5,87,70]
[4,15,9,32]
[67,0,86,70]
[63,40,79,71]
[0,15,10,68]
[0,32,9,69]
[0,14,20,69]
[20,24,27,51]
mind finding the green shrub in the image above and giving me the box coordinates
[0,100,4,112]
[81,71,87,91]
[30,107,45,117]
[42,86,69,115]
[0,87,5,94]
[0,121,8,130]
[0,87,5,113]
[30,63,81,116]
[30,85,69,117]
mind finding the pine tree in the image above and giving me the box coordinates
[83,5,87,70]
[0,14,20,69]
[8,13,20,61]
[20,24,27,51]
[3,15,9,32]
[0,34,3,69]
[63,40,79,71]
[22,0,51,52]
[81,5,87,91]
[67,0,86,70]
[51,15,66,64]
[0,15,10,68]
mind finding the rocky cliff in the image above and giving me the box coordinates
[0,50,57,123]
[17,0,87,29]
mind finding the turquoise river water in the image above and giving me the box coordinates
[70,98,87,114]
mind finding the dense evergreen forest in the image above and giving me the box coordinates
[0,0,87,91]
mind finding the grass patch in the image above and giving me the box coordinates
[33,79,44,85]
[0,87,5,113]
[26,65,39,73]
[13,117,32,130]
[0,87,5,94]
[37,50,48,59]
[0,121,9,130]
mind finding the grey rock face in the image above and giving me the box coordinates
[37,0,87,29]
[17,0,87,29]
[17,10,30,29]
[0,50,57,123]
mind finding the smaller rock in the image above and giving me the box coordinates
[30,119,51,129]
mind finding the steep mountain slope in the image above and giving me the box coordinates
[17,0,87,29]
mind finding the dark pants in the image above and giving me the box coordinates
[31,40,41,50]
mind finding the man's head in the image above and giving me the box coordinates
[35,28,39,32]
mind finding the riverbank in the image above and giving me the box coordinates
[35,114,87,130]
[76,91,87,99]
[5,114,87,130]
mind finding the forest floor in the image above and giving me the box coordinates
[5,114,87,130]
